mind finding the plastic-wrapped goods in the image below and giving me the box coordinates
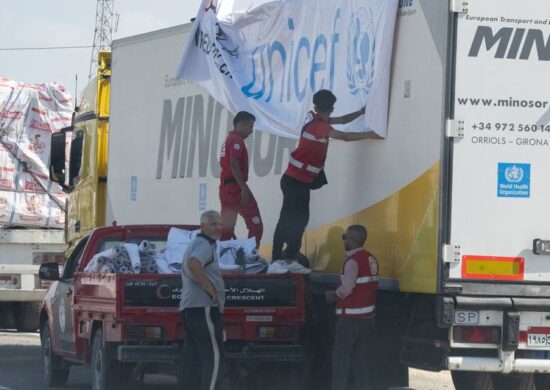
[0,78,72,228]
[82,233,270,276]
[138,240,150,252]
[154,254,173,274]
[217,238,268,273]
[123,243,141,273]
[219,248,241,271]
[83,246,121,272]
[167,227,199,247]
[118,266,131,274]
[99,264,116,273]
[164,228,199,264]
[218,238,257,260]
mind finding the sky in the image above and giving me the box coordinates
[0,0,202,96]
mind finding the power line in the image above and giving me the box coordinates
[0,45,93,51]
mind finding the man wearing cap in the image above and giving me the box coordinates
[272,89,370,261]
[219,111,263,246]
[325,224,379,390]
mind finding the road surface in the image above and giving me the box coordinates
[0,330,454,389]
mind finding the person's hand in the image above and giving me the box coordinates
[206,284,218,303]
[325,290,338,303]
[240,186,250,205]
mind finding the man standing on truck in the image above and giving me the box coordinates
[219,111,263,246]
[325,224,379,390]
[272,89,369,261]
[179,210,225,390]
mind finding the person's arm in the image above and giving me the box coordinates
[329,106,366,125]
[187,257,218,303]
[325,260,358,303]
[329,129,371,141]
[230,157,250,205]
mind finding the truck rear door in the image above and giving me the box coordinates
[448,0,550,288]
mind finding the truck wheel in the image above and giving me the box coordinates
[41,324,70,386]
[91,329,122,390]
[492,373,535,390]
[451,371,493,390]
[14,302,41,332]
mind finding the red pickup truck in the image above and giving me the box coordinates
[38,225,307,390]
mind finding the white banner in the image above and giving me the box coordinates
[178,0,398,138]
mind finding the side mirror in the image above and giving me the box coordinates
[39,263,60,281]
[50,131,68,186]
[69,131,83,187]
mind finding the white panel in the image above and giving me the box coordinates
[449,1,550,281]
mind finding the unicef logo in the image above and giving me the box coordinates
[505,165,524,183]
[347,7,376,97]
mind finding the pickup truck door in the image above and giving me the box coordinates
[51,237,88,354]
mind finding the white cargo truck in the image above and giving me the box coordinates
[59,0,550,388]
[0,229,65,331]
[0,79,69,332]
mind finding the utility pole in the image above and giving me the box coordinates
[89,0,117,80]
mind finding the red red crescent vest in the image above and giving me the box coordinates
[336,249,379,318]
[285,112,331,184]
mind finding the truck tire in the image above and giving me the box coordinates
[492,373,535,390]
[451,371,493,390]
[41,324,70,386]
[91,329,124,390]
[14,301,41,332]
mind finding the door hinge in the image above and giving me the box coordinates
[450,0,469,14]
[442,244,461,263]
[446,119,465,139]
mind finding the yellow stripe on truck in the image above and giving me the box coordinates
[302,162,441,294]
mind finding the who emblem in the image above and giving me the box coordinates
[505,165,524,183]
[347,7,376,97]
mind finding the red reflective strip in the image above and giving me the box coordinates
[519,331,528,343]
[528,327,550,333]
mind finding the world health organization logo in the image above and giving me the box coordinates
[505,165,524,183]
[347,7,376,97]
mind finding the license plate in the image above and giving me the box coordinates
[528,334,550,347]
[454,310,479,325]
[0,275,20,289]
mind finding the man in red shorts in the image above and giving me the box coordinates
[219,111,263,246]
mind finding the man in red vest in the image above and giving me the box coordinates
[271,89,370,261]
[325,224,379,390]
[219,111,263,246]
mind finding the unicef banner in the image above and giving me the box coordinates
[178,0,398,138]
